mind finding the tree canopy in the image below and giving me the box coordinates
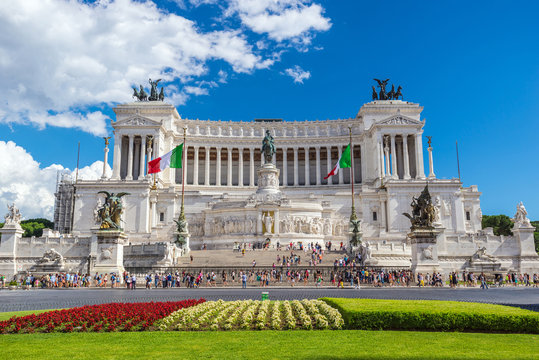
[0,218,54,238]
[481,215,513,236]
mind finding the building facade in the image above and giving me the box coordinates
[1,96,537,278]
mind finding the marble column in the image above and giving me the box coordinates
[183,144,188,185]
[126,135,134,180]
[133,137,141,180]
[249,148,255,186]
[102,140,110,179]
[227,148,233,186]
[111,134,121,180]
[216,147,222,186]
[379,138,385,179]
[338,145,343,184]
[315,146,321,185]
[416,134,426,179]
[193,146,199,185]
[304,146,310,186]
[238,148,243,187]
[326,147,332,184]
[428,145,436,179]
[293,147,299,186]
[402,135,411,179]
[390,134,397,179]
[139,136,146,180]
[282,148,288,186]
[146,138,152,179]
[384,136,391,178]
[205,147,210,186]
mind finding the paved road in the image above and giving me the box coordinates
[1,287,538,312]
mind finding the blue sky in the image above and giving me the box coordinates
[0,0,538,220]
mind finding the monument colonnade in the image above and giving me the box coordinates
[111,127,428,185]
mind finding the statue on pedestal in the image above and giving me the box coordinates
[97,191,130,230]
[349,218,361,246]
[403,185,436,230]
[261,130,275,164]
[4,203,21,226]
[512,201,531,227]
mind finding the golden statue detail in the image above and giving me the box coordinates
[97,191,130,230]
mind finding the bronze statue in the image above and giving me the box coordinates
[261,130,276,164]
[374,78,390,100]
[97,191,130,230]
[174,215,188,246]
[349,218,362,246]
[159,87,164,101]
[371,86,378,100]
[148,78,162,101]
[395,85,403,100]
[403,184,436,230]
[387,84,395,100]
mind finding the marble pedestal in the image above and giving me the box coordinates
[0,224,23,279]
[256,163,280,195]
[408,228,442,276]
[91,230,127,275]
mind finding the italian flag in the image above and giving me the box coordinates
[148,144,183,174]
[324,143,351,179]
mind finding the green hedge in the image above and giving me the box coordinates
[321,298,539,334]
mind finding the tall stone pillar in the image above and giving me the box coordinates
[315,146,321,185]
[238,148,244,187]
[227,148,233,186]
[216,147,222,186]
[126,135,134,180]
[139,136,146,180]
[101,137,110,179]
[416,134,426,179]
[428,143,436,179]
[403,134,411,179]
[379,139,385,178]
[304,147,310,186]
[282,147,288,186]
[384,136,391,179]
[338,146,343,184]
[146,137,153,179]
[293,147,299,186]
[193,146,199,185]
[390,134,397,179]
[326,147,332,184]
[249,148,255,186]
[205,147,210,186]
[111,134,121,180]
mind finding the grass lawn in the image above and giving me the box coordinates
[0,330,537,360]
[0,309,59,321]
[321,298,539,315]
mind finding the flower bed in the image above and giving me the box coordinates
[0,299,205,334]
[157,299,344,331]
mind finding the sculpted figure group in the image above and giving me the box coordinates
[132,78,165,101]
[97,191,130,230]
[403,185,436,230]
[372,79,403,100]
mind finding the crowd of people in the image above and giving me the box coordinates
[1,262,538,290]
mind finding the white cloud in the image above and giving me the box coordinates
[227,0,331,42]
[0,0,269,136]
[0,141,110,220]
[284,65,311,83]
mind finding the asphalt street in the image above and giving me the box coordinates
[1,287,538,312]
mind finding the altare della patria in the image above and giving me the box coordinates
[0,79,537,277]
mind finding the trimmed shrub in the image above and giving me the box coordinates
[321,298,539,334]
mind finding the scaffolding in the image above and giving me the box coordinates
[53,170,75,234]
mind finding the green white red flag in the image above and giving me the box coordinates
[324,143,351,179]
[148,144,183,174]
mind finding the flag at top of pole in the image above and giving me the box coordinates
[148,144,183,174]
[324,144,351,179]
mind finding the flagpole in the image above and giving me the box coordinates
[349,127,357,222]
[180,127,187,221]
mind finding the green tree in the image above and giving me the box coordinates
[481,215,513,236]
[20,218,54,237]
[531,221,539,253]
